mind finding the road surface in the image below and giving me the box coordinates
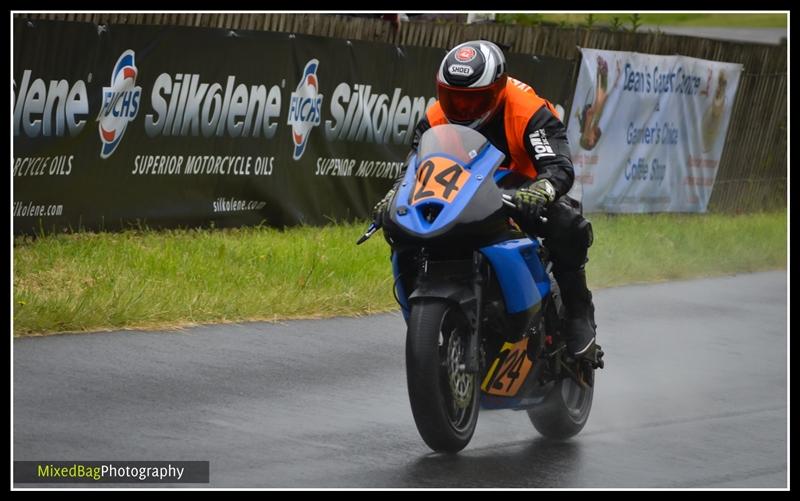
[14,271,788,488]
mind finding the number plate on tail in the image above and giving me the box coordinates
[481,338,533,397]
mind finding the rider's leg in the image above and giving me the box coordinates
[539,196,597,358]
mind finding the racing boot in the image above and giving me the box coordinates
[554,268,597,360]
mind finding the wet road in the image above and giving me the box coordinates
[14,271,787,488]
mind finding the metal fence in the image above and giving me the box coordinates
[21,13,788,212]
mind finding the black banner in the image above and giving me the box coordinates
[13,19,576,235]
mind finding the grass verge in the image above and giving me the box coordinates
[13,211,786,337]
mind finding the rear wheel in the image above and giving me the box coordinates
[527,363,594,439]
[406,299,480,452]
[527,290,594,439]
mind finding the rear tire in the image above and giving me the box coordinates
[527,369,594,439]
[406,299,480,453]
[528,279,594,439]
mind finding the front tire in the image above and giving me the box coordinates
[406,299,480,453]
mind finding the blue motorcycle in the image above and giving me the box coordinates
[358,124,603,453]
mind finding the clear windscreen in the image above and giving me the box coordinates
[417,124,489,165]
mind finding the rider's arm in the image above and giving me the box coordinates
[392,116,431,187]
[409,115,431,153]
[373,116,430,218]
[523,106,575,199]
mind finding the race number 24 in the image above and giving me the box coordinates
[412,156,470,204]
[481,338,533,397]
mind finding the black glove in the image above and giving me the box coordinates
[512,178,556,224]
[371,187,396,227]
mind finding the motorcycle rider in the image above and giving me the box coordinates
[373,40,597,360]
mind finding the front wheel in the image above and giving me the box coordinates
[527,365,594,439]
[406,299,480,453]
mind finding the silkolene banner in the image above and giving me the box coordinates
[13,19,575,235]
[565,48,742,212]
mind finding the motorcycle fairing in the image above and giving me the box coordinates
[390,144,505,239]
[479,238,551,314]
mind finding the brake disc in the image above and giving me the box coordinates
[447,329,473,409]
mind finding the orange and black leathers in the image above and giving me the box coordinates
[411,77,574,200]
[398,78,592,275]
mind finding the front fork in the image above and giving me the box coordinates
[466,251,483,374]
[409,248,484,375]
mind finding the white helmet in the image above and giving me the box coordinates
[436,40,508,129]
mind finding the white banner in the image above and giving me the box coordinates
[566,48,742,212]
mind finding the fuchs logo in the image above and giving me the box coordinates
[98,50,142,159]
[455,46,477,63]
[287,59,324,161]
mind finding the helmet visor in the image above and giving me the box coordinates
[437,75,507,124]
